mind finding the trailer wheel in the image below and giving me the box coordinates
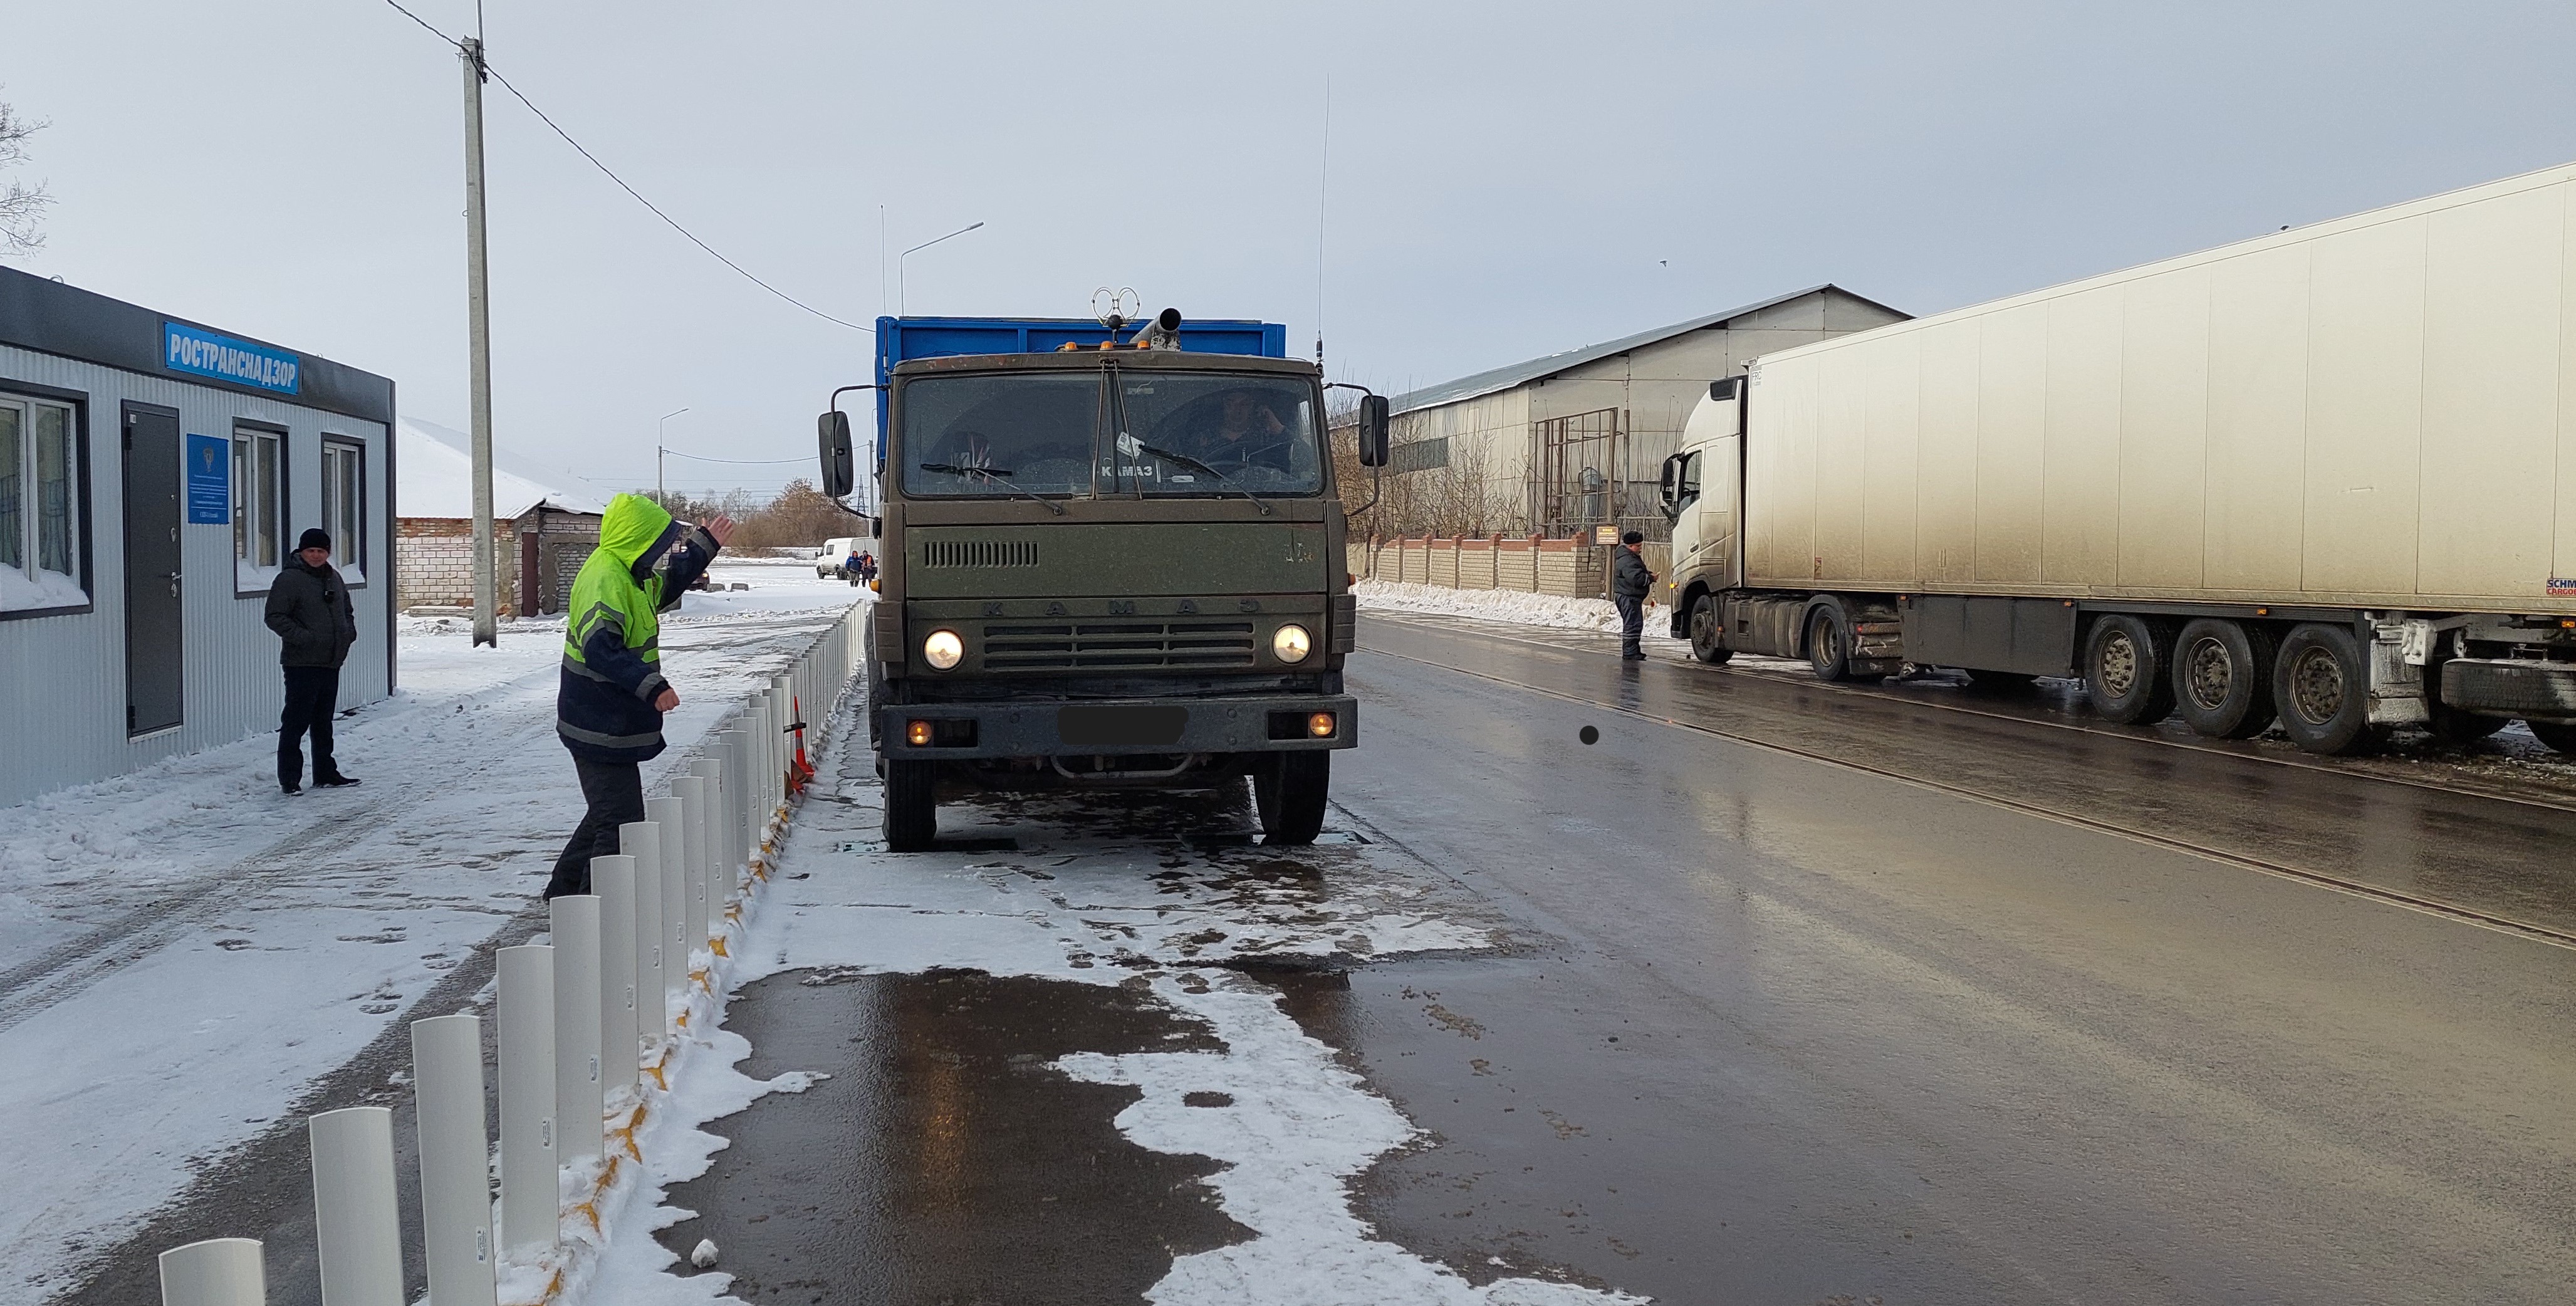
[1254,751,1329,845]
[1806,607,1857,682]
[882,758,938,851]
[2273,624,2379,755]
[2083,615,2176,724]
[2524,720,2576,755]
[2172,619,2278,739]
[1688,595,1732,665]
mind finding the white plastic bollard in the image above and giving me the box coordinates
[495,944,558,1257]
[647,797,689,1005]
[309,1107,404,1306]
[719,729,752,875]
[591,857,640,1094]
[675,774,712,953]
[158,1237,264,1306]
[547,896,604,1166]
[618,821,664,1046]
[410,1013,498,1306]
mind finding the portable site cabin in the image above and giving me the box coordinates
[0,267,396,805]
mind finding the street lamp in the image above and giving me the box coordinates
[657,407,690,499]
[898,221,985,316]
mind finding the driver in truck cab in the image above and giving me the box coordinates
[1196,390,1295,473]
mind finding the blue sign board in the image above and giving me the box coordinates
[164,321,301,395]
[185,434,230,525]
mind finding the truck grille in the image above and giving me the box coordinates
[982,620,1256,670]
[923,538,1040,568]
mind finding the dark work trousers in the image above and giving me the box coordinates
[1616,595,1645,657]
[278,666,342,788]
[546,755,647,899]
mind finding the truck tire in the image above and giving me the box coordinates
[1806,607,1857,682]
[882,758,938,851]
[2083,615,2176,724]
[1688,595,1732,665]
[2273,624,2379,755]
[2525,720,2576,755]
[2424,659,2509,742]
[2172,618,2278,739]
[1254,751,1329,845]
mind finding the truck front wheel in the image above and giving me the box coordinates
[1688,595,1732,665]
[1254,751,1329,845]
[883,758,938,851]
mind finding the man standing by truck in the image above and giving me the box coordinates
[543,493,733,899]
[1614,530,1654,661]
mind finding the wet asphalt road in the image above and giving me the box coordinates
[665,610,2576,1305]
[1325,614,2576,1303]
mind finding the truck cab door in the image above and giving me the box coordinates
[1672,377,1744,591]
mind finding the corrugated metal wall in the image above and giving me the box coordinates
[0,343,392,804]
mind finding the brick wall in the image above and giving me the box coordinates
[397,518,519,613]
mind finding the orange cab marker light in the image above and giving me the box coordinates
[907,719,933,747]
[1308,712,1337,738]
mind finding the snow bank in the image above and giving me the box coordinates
[1355,578,1676,640]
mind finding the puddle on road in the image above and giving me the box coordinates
[661,968,1248,1305]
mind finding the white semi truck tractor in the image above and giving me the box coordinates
[1659,161,2576,756]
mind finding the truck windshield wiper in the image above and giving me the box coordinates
[1134,442,1272,516]
[915,462,1066,515]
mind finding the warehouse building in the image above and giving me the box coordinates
[394,416,602,617]
[0,267,395,805]
[1383,285,1906,539]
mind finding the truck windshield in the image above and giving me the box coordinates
[899,370,1322,499]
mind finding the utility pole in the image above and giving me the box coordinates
[461,36,498,647]
[657,407,689,502]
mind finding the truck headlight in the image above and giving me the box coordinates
[922,629,964,670]
[1271,624,1313,664]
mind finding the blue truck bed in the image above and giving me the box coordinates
[870,314,1288,456]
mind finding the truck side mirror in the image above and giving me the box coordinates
[1658,452,1685,519]
[817,410,855,499]
[1357,394,1391,468]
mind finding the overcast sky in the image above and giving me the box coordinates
[9,1,2575,499]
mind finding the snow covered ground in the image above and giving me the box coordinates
[577,698,1647,1305]
[0,562,862,1300]
[1353,579,1680,646]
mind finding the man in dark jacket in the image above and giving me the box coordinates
[544,493,733,899]
[1612,530,1656,661]
[265,528,360,793]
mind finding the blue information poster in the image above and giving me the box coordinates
[185,434,229,525]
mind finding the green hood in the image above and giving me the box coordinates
[598,493,679,572]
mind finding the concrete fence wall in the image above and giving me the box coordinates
[1360,533,1673,600]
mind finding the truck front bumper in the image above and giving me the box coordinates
[878,694,1358,760]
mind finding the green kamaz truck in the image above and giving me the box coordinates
[818,310,1390,851]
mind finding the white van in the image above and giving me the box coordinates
[815,537,858,578]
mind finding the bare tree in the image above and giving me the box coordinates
[0,95,51,258]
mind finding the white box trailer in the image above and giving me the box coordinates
[1660,161,2576,755]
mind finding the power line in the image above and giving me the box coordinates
[659,451,812,465]
[373,0,870,335]
[378,0,454,43]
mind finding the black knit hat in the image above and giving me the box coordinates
[297,528,331,552]
[1620,530,1644,545]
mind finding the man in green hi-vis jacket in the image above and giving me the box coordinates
[544,492,734,899]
